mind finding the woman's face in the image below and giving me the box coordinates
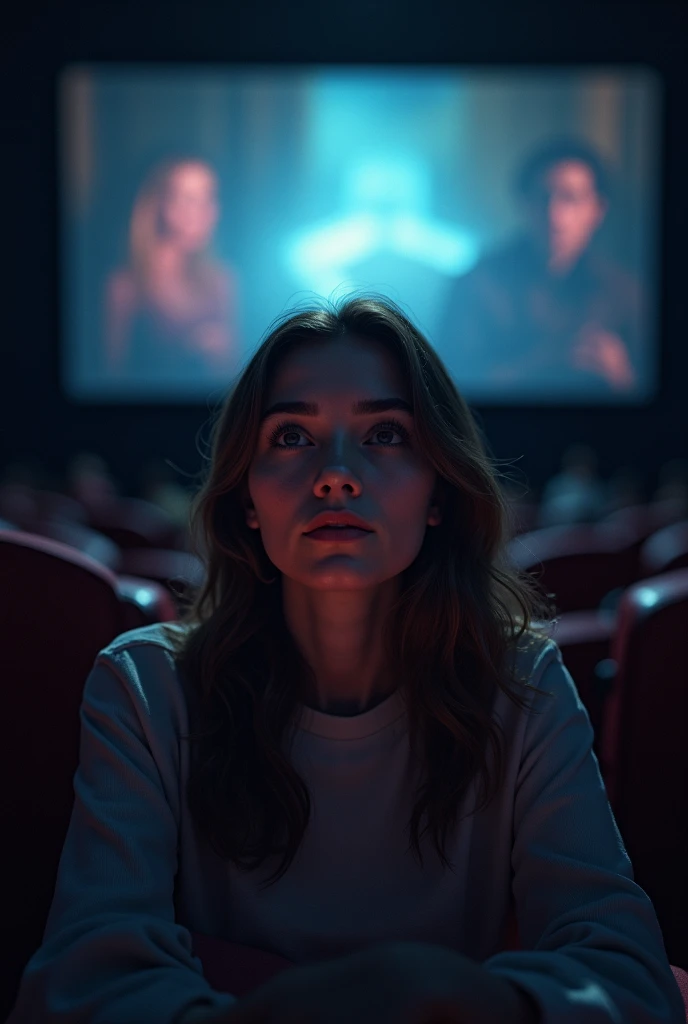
[160,163,219,252]
[244,335,442,591]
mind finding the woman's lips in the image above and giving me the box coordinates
[304,526,373,542]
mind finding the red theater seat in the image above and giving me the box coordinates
[119,547,206,607]
[601,568,688,971]
[0,484,122,569]
[640,520,688,576]
[508,524,638,613]
[83,495,180,549]
[116,574,179,629]
[38,518,122,572]
[598,502,688,581]
[0,530,177,1020]
[0,482,41,528]
[0,484,86,531]
[33,488,88,525]
[601,499,687,537]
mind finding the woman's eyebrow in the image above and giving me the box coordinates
[259,398,414,422]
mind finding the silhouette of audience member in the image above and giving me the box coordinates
[0,459,49,491]
[139,460,192,529]
[652,459,688,518]
[539,444,607,527]
[67,453,119,508]
[601,466,645,516]
[440,139,642,394]
[104,159,238,380]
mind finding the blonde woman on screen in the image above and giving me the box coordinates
[104,158,238,379]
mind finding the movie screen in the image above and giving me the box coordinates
[59,65,661,404]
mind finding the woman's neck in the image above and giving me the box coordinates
[282,577,399,716]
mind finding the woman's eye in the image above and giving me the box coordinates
[266,419,410,449]
[371,427,402,445]
[280,430,304,447]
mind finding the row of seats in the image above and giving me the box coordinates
[510,505,688,978]
[0,528,185,1019]
[0,483,185,549]
[4,482,688,621]
[0,483,204,610]
[546,571,688,974]
[509,501,688,614]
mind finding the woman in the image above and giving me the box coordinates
[9,297,683,1023]
[104,158,238,379]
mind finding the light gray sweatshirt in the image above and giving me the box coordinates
[8,623,685,1023]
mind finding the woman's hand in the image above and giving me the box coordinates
[195,940,538,1024]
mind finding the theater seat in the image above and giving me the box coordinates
[0,483,123,570]
[602,499,688,537]
[39,518,122,572]
[640,520,688,576]
[119,547,206,609]
[0,482,41,526]
[0,530,177,1020]
[0,484,88,528]
[33,488,88,525]
[116,574,179,630]
[600,568,688,971]
[508,524,638,613]
[82,495,181,549]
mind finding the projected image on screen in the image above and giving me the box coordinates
[103,159,237,380]
[60,65,660,403]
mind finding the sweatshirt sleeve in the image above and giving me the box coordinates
[7,649,237,1024]
[483,641,685,1024]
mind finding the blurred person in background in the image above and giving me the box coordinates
[0,458,50,491]
[538,443,606,527]
[499,479,540,537]
[0,460,57,527]
[601,465,645,516]
[67,452,119,508]
[652,458,688,517]
[440,138,642,394]
[140,459,193,529]
[104,158,239,380]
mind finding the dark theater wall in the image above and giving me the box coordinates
[0,0,686,495]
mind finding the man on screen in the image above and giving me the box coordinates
[438,138,643,394]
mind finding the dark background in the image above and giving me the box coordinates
[1,0,686,496]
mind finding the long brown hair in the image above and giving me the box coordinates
[167,294,554,889]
